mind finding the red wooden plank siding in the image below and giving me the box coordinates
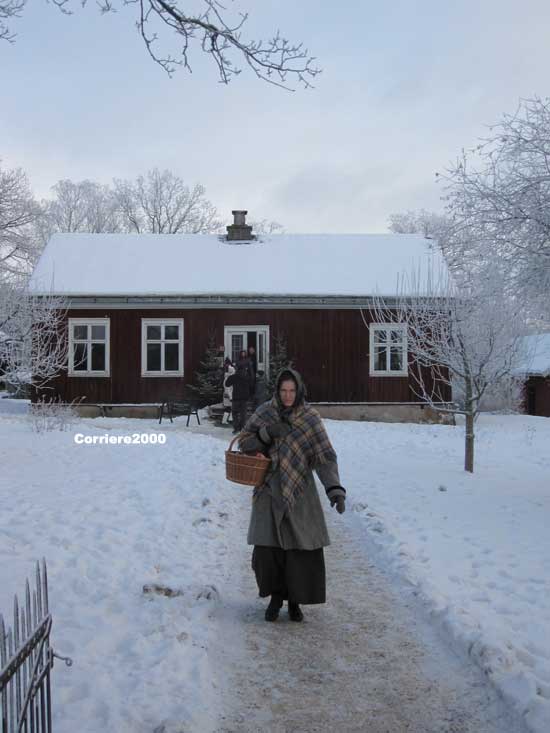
[34,307,451,404]
[524,377,550,417]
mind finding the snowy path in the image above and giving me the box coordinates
[215,508,530,732]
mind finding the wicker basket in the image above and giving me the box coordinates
[225,434,271,487]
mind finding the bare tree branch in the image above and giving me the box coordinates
[3,0,321,90]
[0,0,25,41]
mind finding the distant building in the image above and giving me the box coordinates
[516,334,550,417]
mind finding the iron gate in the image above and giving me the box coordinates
[0,559,72,732]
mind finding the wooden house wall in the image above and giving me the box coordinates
[524,376,550,417]
[34,307,451,404]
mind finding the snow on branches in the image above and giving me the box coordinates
[369,264,527,472]
[439,96,550,319]
[0,278,69,391]
[0,161,42,276]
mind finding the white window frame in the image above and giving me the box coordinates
[141,318,184,377]
[369,323,408,377]
[68,318,110,377]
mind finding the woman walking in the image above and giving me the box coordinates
[239,367,346,622]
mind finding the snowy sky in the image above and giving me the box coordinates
[2,0,550,232]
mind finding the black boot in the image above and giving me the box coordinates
[265,594,283,622]
[288,601,304,622]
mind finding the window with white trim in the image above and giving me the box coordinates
[68,318,110,376]
[369,324,408,377]
[141,319,184,376]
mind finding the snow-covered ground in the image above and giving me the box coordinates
[1,395,549,731]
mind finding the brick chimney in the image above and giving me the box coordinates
[226,210,254,241]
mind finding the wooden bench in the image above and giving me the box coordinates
[158,398,201,426]
[96,403,163,419]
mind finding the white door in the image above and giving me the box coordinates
[224,325,270,375]
[256,330,268,374]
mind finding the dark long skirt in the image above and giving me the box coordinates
[251,545,326,605]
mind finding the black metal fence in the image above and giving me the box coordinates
[0,559,71,732]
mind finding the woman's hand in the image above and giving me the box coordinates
[328,486,346,514]
[330,495,346,514]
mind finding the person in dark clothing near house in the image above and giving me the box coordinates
[237,350,254,381]
[239,367,346,623]
[253,369,268,410]
[225,363,252,434]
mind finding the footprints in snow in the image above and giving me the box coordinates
[352,502,385,534]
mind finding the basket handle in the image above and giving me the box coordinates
[228,433,242,452]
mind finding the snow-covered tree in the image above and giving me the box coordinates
[0,277,68,392]
[0,160,42,276]
[38,179,121,245]
[370,264,528,473]
[388,209,450,241]
[387,208,478,286]
[439,96,550,322]
[249,219,285,236]
[0,162,67,391]
[113,169,221,234]
[2,1,320,90]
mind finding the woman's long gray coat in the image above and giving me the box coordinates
[246,460,343,551]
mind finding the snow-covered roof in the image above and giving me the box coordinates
[28,232,444,298]
[515,334,550,377]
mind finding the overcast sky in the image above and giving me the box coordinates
[2,0,550,232]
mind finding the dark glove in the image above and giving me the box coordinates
[330,495,346,514]
[259,422,292,444]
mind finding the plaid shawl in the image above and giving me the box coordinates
[239,398,337,510]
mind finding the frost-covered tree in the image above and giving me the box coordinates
[113,169,221,234]
[249,219,284,236]
[388,209,450,242]
[38,179,121,245]
[0,160,42,276]
[37,170,219,239]
[387,208,478,286]
[370,264,528,473]
[1,1,320,90]
[439,96,550,322]
[0,276,68,391]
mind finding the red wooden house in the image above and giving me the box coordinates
[28,211,452,422]
[518,334,550,418]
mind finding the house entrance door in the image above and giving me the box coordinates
[527,382,536,415]
[224,325,270,375]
